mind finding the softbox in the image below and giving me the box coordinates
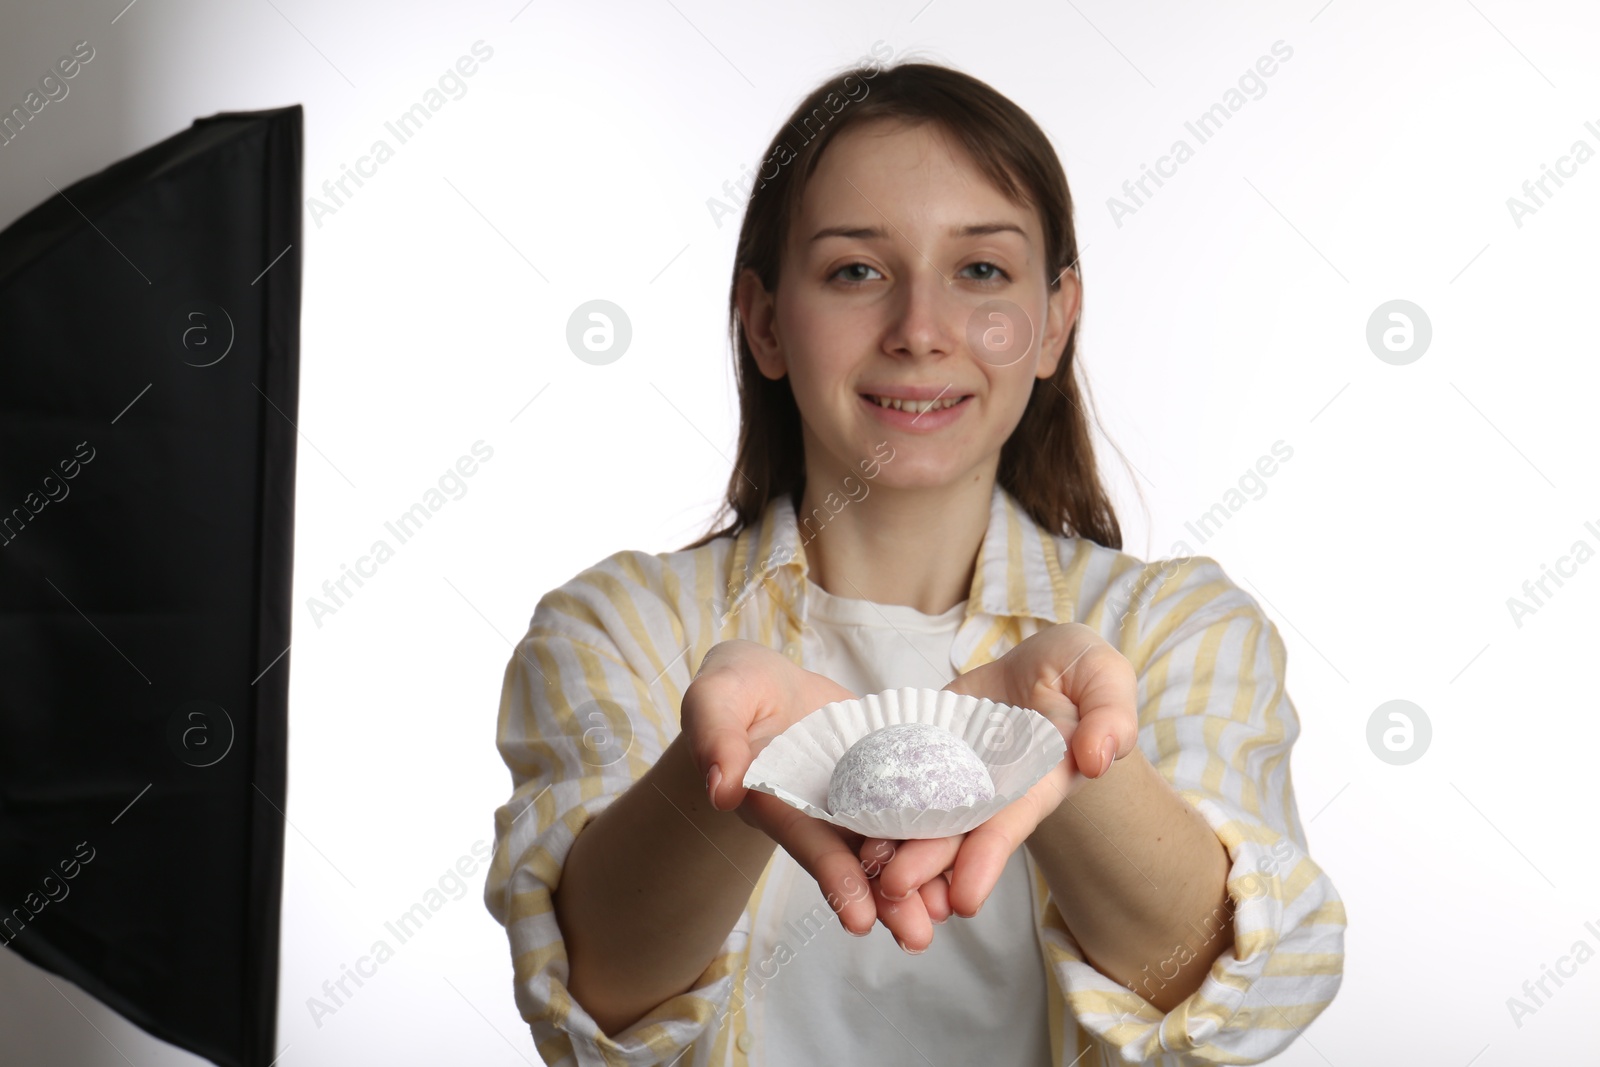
[0,104,302,1067]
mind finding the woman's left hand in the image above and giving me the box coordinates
[859,623,1140,930]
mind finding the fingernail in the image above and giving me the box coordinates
[1099,736,1117,776]
[848,924,871,937]
[884,887,913,902]
[932,916,947,925]
[896,938,925,955]
[707,764,723,809]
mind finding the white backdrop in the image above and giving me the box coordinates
[1,0,1597,1064]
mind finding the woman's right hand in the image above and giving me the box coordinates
[681,639,951,949]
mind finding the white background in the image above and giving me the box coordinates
[1,0,1597,1064]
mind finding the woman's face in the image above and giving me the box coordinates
[739,118,1080,493]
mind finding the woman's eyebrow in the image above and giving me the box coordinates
[809,222,1029,243]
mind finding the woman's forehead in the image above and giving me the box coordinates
[796,126,1035,242]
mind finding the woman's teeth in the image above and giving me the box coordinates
[866,394,965,413]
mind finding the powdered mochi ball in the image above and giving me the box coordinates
[827,722,995,816]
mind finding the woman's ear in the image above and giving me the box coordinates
[736,268,787,380]
[1036,266,1082,380]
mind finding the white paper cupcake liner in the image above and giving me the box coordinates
[741,686,1065,839]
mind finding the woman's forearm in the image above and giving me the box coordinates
[553,731,777,1035]
[1024,747,1233,1012]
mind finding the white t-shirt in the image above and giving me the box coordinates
[753,576,1053,1067]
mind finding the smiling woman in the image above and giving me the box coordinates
[485,57,1345,1067]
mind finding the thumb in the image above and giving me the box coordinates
[1072,708,1137,779]
[689,721,756,812]
[682,651,764,811]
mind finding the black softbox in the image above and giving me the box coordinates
[0,104,302,1067]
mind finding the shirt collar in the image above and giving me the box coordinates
[725,481,1075,631]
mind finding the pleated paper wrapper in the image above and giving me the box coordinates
[742,686,1066,839]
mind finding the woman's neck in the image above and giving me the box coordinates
[796,465,994,615]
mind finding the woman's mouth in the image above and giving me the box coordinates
[858,392,973,429]
[860,393,969,414]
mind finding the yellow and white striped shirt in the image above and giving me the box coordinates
[483,482,1347,1066]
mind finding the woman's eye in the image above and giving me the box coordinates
[961,261,1010,283]
[831,262,883,284]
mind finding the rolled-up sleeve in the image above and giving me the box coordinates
[1044,556,1347,1065]
[482,554,747,1067]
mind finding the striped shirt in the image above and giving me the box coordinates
[483,482,1347,1066]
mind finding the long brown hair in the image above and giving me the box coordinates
[681,57,1125,552]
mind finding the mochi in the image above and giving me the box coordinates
[827,721,995,816]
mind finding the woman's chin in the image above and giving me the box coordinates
[859,458,985,494]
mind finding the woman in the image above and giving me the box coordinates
[484,58,1345,1067]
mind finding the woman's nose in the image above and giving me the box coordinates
[883,268,960,358]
